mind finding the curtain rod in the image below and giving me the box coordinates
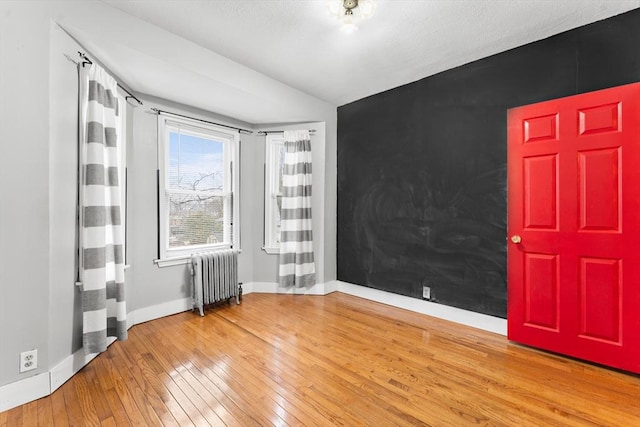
[151,108,254,135]
[258,130,317,136]
[78,52,144,106]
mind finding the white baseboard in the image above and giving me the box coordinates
[324,280,340,294]
[336,281,507,336]
[246,281,336,295]
[240,281,254,294]
[0,372,50,413]
[49,336,117,394]
[127,297,192,328]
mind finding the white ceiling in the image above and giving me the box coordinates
[82,0,639,120]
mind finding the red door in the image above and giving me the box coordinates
[507,83,640,374]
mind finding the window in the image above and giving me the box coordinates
[263,134,285,253]
[158,115,239,261]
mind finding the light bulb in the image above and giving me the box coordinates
[327,0,343,18]
[358,0,376,19]
[341,23,358,34]
[341,15,358,34]
[327,0,377,32]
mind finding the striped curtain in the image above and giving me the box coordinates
[78,63,127,354]
[278,130,315,287]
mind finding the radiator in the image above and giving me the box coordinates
[191,250,240,316]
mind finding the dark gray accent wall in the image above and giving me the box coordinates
[337,9,640,318]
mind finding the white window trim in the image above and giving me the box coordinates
[115,93,127,266]
[157,114,240,264]
[263,134,284,254]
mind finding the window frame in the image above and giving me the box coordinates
[157,114,239,262]
[263,133,285,254]
[115,93,128,267]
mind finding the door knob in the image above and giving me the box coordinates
[511,235,522,244]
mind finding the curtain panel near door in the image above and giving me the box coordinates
[78,63,127,354]
[278,130,316,287]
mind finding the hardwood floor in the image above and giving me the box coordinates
[2,292,639,426]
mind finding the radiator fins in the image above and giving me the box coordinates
[191,250,239,316]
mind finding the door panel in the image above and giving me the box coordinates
[523,253,559,331]
[578,257,622,344]
[578,148,620,231]
[523,155,558,230]
[524,113,558,142]
[508,82,640,374]
[578,102,620,135]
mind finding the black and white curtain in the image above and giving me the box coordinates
[78,63,127,354]
[278,130,315,287]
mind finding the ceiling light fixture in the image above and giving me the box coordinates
[327,0,377,34]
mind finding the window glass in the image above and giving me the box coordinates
[158,116,238,259]
[264,134,284,252]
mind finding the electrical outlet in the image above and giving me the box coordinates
[422,286,431,300]
[20,350,37,373]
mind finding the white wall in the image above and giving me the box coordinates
[47,22,84,371]
[0,0,337,392]
[1,1,54,388]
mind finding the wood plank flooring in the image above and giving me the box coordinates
[2,292,639,426]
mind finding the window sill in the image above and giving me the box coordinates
[155,249,243,268]
[262,246,280,255]
[154,256,191,268]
